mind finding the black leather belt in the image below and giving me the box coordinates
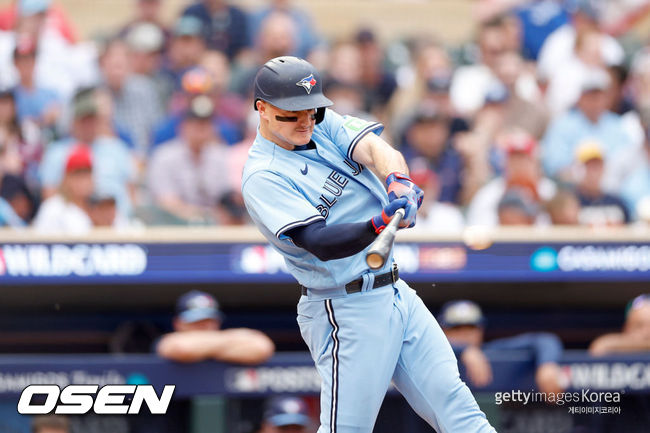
[301,263,399,296]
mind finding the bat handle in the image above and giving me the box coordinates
[366,208,405,270]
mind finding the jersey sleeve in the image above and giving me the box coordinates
[242,170,325,240]
[321,109,384,162]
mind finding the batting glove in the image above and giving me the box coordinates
[386,172,423,228]
[370,198,410,234]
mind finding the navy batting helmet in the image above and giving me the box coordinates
[253,56,333,124]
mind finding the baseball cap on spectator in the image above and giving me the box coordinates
[438,300,485,329]
[0,86,13,99]
[65,145,93,173]
[19,0,51,16]
[73,88,98,118]
[125,22,164,53]
[355,28,376,44]
[625,294,650,318]
[263,396,311,427]
[185,95,215,120]
[410,101,448,125]
[13,35,37,58]
[570,0,601,21]
[576,140,603,163]
[580,68,610,93]
[176,290,223,323]
[173,15,204,38]
[484,81,509,104]
[182,68,214,94]
[0,174,31,202]
[426,74,452,94]
[498,187,539,218]
[501,131,537,155]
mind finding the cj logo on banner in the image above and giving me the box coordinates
[17,385,176,415]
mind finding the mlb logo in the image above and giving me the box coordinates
[296,74,317,94]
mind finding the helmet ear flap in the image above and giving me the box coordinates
[315,107,326,124]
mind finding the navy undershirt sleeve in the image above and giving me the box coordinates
[286,219,378,261]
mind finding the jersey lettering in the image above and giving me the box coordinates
[316,170,349,219]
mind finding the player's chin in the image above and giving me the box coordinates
[292,130,313,144]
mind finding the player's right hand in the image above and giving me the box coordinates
[370,198,409,234]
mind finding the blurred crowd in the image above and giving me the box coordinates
[0,0,649,232]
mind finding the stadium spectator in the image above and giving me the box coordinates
[200,50,247,125]
[0,0,98,103]
[258,395,313,433]
[147,95,233,224]
[401,102,467,206]
[0,88,32,179]
[546,188,581,225]
[153,66,242,147]
[537,0,624,86]
[544,29,609,116]
[231,11,298,97]
[0,173,34,225]
[475,0,571,61]
[181,0,250,60]
[590,294,650,356]
[467,130,556,226]
[439,300,565,394]
[156,290,274,364]
[99,38,162,158]
[124,22,166,81]
[33,144,93,234]
[497,187,538,225]
[494,50,548,139]
[0,0,77,43]
[409,158,464,234]
[620,130,650,220]
[248,0,320,59]
[450,16,538,117]
[355,28,397,116]
[31,414,70,433]
[12,34,61,135]
[573,140,630,226]
[387,39,452,130]
[0,174,29,227]
[541,68,639,190]
[159,15,207,102]
[119,0,169,42]
[39,87,136,218]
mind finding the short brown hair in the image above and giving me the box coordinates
[31,415,70,433]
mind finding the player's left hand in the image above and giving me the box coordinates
[386,172,424,228]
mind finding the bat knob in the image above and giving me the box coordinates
[366,252,385,270]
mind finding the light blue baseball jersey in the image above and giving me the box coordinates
[242,109,393,289]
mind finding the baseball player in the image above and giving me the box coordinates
[242,56,496,433]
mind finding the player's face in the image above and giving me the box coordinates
[259,102,316,149]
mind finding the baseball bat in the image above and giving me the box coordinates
[366,208,405,270]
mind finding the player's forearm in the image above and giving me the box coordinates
[353,134,409,181]
[287,220,377,261]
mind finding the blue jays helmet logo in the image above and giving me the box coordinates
[296,74,317,94]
